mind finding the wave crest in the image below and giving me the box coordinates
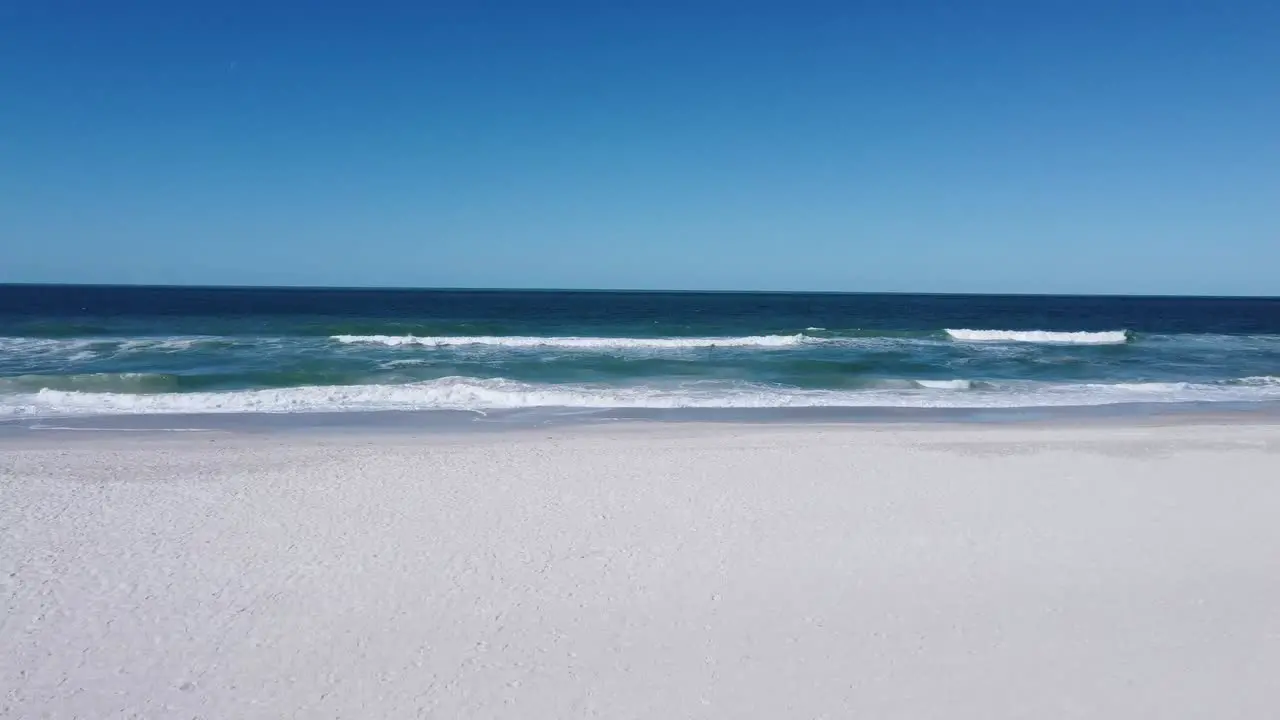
[0,336,234,362]
[913,379,974,390]
[945,329,1130,345]
[0,373,180,394]
[331,334,809,349]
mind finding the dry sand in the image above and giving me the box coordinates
[3,422,1279,718]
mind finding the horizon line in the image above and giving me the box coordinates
[1,281,1277,300]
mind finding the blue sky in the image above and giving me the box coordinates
[3,1,1278,294]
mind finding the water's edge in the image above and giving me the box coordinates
[6,401,1280,439]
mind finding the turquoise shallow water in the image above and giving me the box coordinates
[2,285,1279,417]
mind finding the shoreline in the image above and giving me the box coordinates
[5,417,1280,458]
[5,399,1280,439]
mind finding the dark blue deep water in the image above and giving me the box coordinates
[2,285,1278,417]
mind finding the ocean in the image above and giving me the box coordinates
[2,285,1279,422]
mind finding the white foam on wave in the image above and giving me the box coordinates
[116,337,221,352]
[1235,376,1280,386]
[5,375,1280,418]
[913,379,974,390]
[332,334,810,349]
[378,359,432,369]
[0,335,229,362]
[1112,382,1198,392]
[0,372,177,394]
[0,337,102,356]
[946,329,1130,345]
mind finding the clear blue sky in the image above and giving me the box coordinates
[3,1,1277,294]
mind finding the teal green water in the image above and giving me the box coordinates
[2,286,1279,416]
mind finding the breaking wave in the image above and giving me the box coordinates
[945,329,1130,345]
[331,334,812,349]
[0,336,237,363]
[0,373,181,394]
[913,379,974,390]
[4,375,1279,417]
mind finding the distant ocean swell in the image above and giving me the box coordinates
[943,329,1130,344]
[6,327,1134,345]
[5,329,1147,366]
[330,329,1132,347]
[331,333,812,348]
[12,329,1280,372]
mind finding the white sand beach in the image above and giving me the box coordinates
[3,422,1278,718]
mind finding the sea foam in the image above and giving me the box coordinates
[0,336,232,362]
[331,334,810,349]
[913,379,974,390]
[5,375,1280,417]
[945,329,1130,345]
